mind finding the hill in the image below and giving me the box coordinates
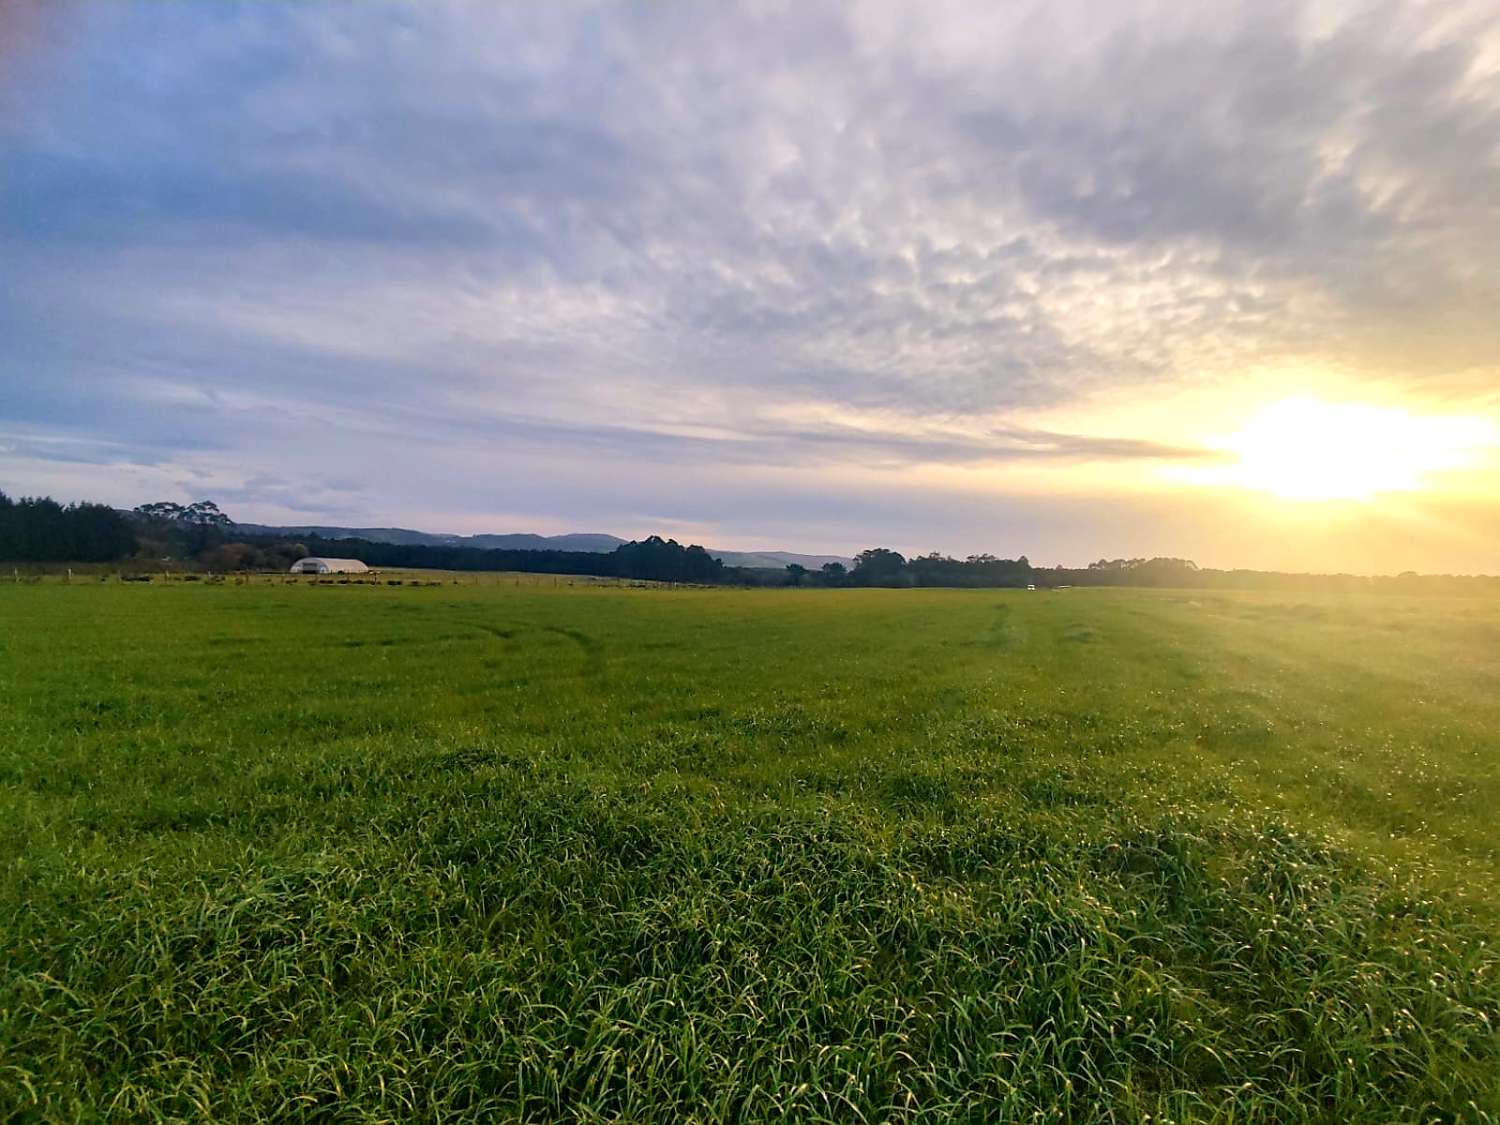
[230,521,852,571]
[228,523,627,554]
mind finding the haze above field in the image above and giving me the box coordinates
[3,1,1499,571]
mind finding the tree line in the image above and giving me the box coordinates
[0,492,137,562]
[3,490,1497,594]
[264,532,730,584]
[804,549,1498,595]
[0,492,729,583]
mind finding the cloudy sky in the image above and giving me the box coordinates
[3,0,1498,571]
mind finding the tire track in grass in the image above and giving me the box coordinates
[470,621,605,680]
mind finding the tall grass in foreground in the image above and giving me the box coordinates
[1,584,1497,1120]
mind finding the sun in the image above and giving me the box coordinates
[1207,398,1493,502]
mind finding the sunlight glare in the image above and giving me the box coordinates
[1207,399,1493,502]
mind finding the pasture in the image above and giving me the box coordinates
[1,582,1497,1121]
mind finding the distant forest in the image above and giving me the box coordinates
[1,490,1496,593]
[0,492,137,562]
[277,533,729,584]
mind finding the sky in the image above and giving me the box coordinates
[2,0,1499,572]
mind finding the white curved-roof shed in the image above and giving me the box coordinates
[290,557,370,574]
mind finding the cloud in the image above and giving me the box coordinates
[1,0,1497,568]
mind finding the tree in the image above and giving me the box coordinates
[182,500,231,530]
[201,542,257,572]
[130,499,234,556]
[784,563,808,586]
[608,536,726,583]
[820,561,847,584]
[850,548,907,586]
[179,501,232,553]
[67,502,138,561]
[133,501,185,526]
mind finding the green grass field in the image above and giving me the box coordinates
[2,582,1498,1121]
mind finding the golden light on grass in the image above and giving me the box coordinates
[1186,398,1495,502]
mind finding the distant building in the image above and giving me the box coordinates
[289,557,369,574]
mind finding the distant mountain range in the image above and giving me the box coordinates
[229,522,853,572]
